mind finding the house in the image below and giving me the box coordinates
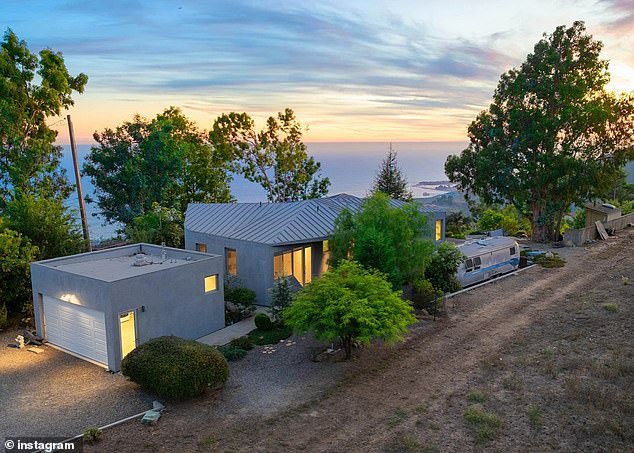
[184,193,446,305]
[30,243,224,371]
[585,202,622,227]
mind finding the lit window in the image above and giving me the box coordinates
[196,243,207,253]
[204,275,218,293]
[226,249,237,276]
[435,220,442,241]
[322,240,329,252]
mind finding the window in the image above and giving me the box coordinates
[435,219,442,241]
[274,245,312,286]
[473,256,482,270]
[465,258,474,272]
[196,243,207,253]
[226,249,237,276]
[510,246,516,256]
[204,274,218,293]
[322,240,329,252]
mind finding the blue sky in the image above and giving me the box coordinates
[2,0,633,142]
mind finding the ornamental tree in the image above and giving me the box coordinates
[371,144,412,201]
[284,260,415,359]
[445,21,634,242]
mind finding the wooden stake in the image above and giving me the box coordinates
[67,115,92,252]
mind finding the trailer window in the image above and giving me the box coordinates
[473,256,482,270]
[510,246,516,255]
[465,258,473,272]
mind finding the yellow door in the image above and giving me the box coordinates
[119,311,137,358]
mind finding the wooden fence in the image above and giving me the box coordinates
[564,212,634,246]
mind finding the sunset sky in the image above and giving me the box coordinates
[2,0,633,143]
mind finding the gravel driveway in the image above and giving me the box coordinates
[0,329,153,439]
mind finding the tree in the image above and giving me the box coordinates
[0,29,87,207]
[285,260,415,359]
[125,203,184,248]
[209,108,330,202]
[0,220,38,313]
[445,211,473,238]
[371,144,412,201]
[329,193,434,289]
[445,22,634,242]
[424,242,463,294]
[84,107,233,226]
[4,192,84,259]
[268,275,294,325]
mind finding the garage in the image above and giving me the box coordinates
[42,295,108,366]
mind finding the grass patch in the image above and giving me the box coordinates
[464,405,502,443]
[387,408,409,427]
[198,436,217,450]
[527,406,543,427]
[602,303,619,313]
[248,325,293,345]
[534,253,566,268]
[467,390,487,403]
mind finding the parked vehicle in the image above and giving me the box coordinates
[456,236,520,287]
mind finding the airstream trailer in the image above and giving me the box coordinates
[456,236,520,287]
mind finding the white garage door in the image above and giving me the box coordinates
[43,296,108,366]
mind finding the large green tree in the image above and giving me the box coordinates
[371,144,412,201]
[0,220,38,313]
[445,22,634,242]
[209,108,330,202]
[0,29,87,207]
[329,193,434,289]
[84,107,233,226]
[5,192,83,260]
[285,260,415,359]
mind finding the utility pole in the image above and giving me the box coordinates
[67,115,92,252]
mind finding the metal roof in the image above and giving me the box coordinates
[456,236,519,257]
[185,193,443,246]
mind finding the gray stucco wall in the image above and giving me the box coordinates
[185,230,274,306]
[31,245,224,372]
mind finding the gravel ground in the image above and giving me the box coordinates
[213,332,352,416]
[0,329,154,439]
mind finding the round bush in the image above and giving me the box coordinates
[121,336,229,400]
[254,313,274,331]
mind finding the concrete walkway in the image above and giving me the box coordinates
[197,310,264,346]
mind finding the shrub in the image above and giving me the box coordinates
[534,253,566,268]
[412,277,444,313]
[82,426,102,443]
[229,336,254,350]
[0,303,7,329]
[121,336,229,400]
[269,276,294,324]
[603,303,619,313]
[248,325,293,345]
[224,276,256,316]
[254,313,274,331]
[217,344,248,361]
[424,242,462,293]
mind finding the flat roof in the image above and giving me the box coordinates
[457,236,518,256]
[33,243,219,282]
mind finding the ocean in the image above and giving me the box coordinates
[60,141,467,240]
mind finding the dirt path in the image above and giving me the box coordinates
[89,235,634,452]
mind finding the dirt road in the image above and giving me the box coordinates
[90,234,634,452]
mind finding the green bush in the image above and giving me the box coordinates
[248,325,293,345]
[229,336,254,350]
[412,277,444,312]
[121,336,229,400]
[224,276,257,316]
[424,242,463,293]
[217,344,248,361]
[254,313,274,331]
[82,426,102,443]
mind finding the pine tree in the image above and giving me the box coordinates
[371,144,412,201]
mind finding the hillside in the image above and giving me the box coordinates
[89,233,634,452]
